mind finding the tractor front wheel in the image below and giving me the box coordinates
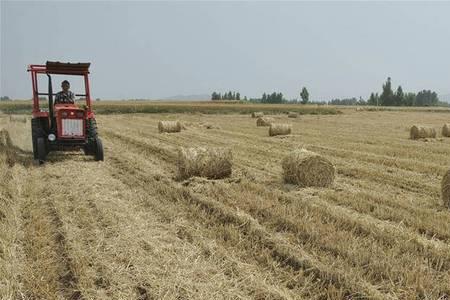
[83,145,92,155]
[31,118,42,160]
[37,137,47,164]
[94,138,104,161]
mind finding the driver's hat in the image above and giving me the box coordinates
[62,80,70,85]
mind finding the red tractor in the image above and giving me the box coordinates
[28,61,104,163]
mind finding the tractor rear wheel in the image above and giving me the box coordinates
[94,138,104,161]
[84,118,98,156]
[37,137,47,164]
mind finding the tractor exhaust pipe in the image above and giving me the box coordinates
[47,74,54,129]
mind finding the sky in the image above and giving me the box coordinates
[1,1,450,101]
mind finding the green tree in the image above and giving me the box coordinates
[380,77,394,106]
[395,86,404,106]
[278,93,284,103]
[416,90,439,106]
[368,93,377,105]
[300,87,309,104]
[236,92,240,100]
[404,93,416,106]
[270,92,276,103]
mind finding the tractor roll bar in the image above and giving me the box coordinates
[28,62,93,114]
[48,74,54,129]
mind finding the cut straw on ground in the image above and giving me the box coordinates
[442,169,450,209]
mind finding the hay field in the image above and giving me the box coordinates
[1,109,450,300]
[0,100,339,115]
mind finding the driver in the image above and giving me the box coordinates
[55,80,75,104]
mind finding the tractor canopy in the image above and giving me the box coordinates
[45,61,90,75]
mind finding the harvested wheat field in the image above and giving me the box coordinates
[1,109,450,300]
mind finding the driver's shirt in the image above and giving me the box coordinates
[55,91,75,104]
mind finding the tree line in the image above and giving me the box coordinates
[329,97,366,106]
[211,91,241,101]
[260,92,284,103]
[367,77,442,107]
[211,79,447,107]
[212,86,310,104]
[322,78,446,107]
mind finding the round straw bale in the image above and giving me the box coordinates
[442,124,450,137]
[252,112,264,118]
[410,125,436,139]
[288,112,298,118]
[177,147,232,180]
[282,149,335,187]
[269,123,292,136]
[256,117,275,127]
[442,169,450,209]
[158,121,182,133]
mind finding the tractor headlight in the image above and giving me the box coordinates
[48,134,56,141]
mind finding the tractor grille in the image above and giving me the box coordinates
[61,119,83,137]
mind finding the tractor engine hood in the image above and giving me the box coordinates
[54,104,85,117]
